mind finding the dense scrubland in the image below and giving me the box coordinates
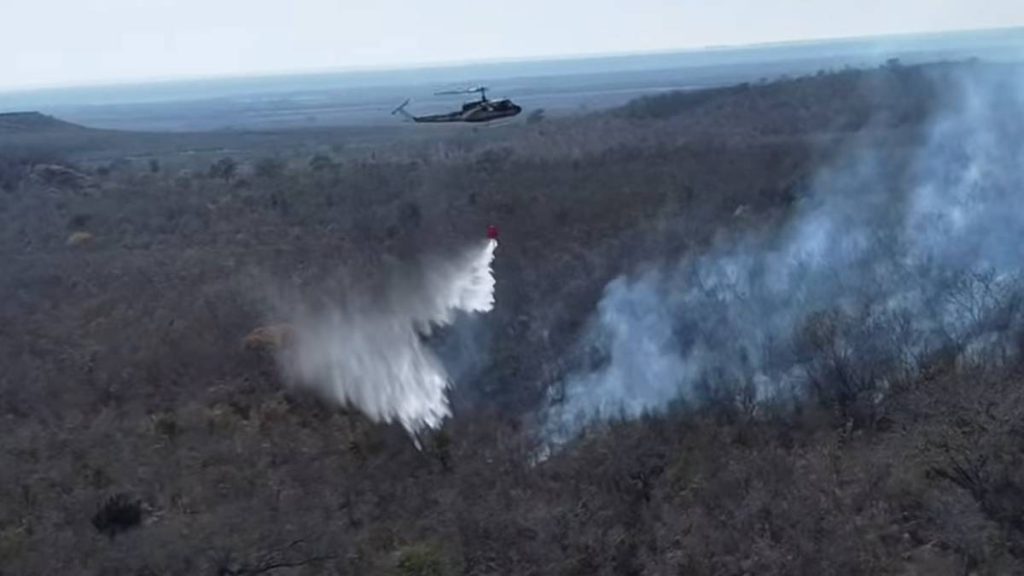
[2,61,1024,575]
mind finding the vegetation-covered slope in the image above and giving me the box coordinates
[2,62,1023,575]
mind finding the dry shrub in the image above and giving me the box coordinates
[91,494,143,538]
[31,163,91,190]
[66,231,95,247]
[243,324,296,352]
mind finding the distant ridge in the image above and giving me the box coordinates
[0,111,87,134]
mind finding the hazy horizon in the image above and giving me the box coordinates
[5,0,1024,92]
[0,24,1016,94]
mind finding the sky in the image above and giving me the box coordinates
[3,0,1023,91]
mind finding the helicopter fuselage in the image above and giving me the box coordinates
[459,99,523,122]
[395,96,522,124]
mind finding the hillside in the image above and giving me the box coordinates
[0,111,88,133]
[3,61,1024,574]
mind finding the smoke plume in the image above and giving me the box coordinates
[546,63,1024,441]
[280,239,497,436]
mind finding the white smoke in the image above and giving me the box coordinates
[282,239,497,436]
[546,63,1024,440]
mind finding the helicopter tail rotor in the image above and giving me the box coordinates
[391,99,414,120]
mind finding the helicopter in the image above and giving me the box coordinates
[392,86,522,123]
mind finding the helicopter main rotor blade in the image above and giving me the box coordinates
[435,86,488,96]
